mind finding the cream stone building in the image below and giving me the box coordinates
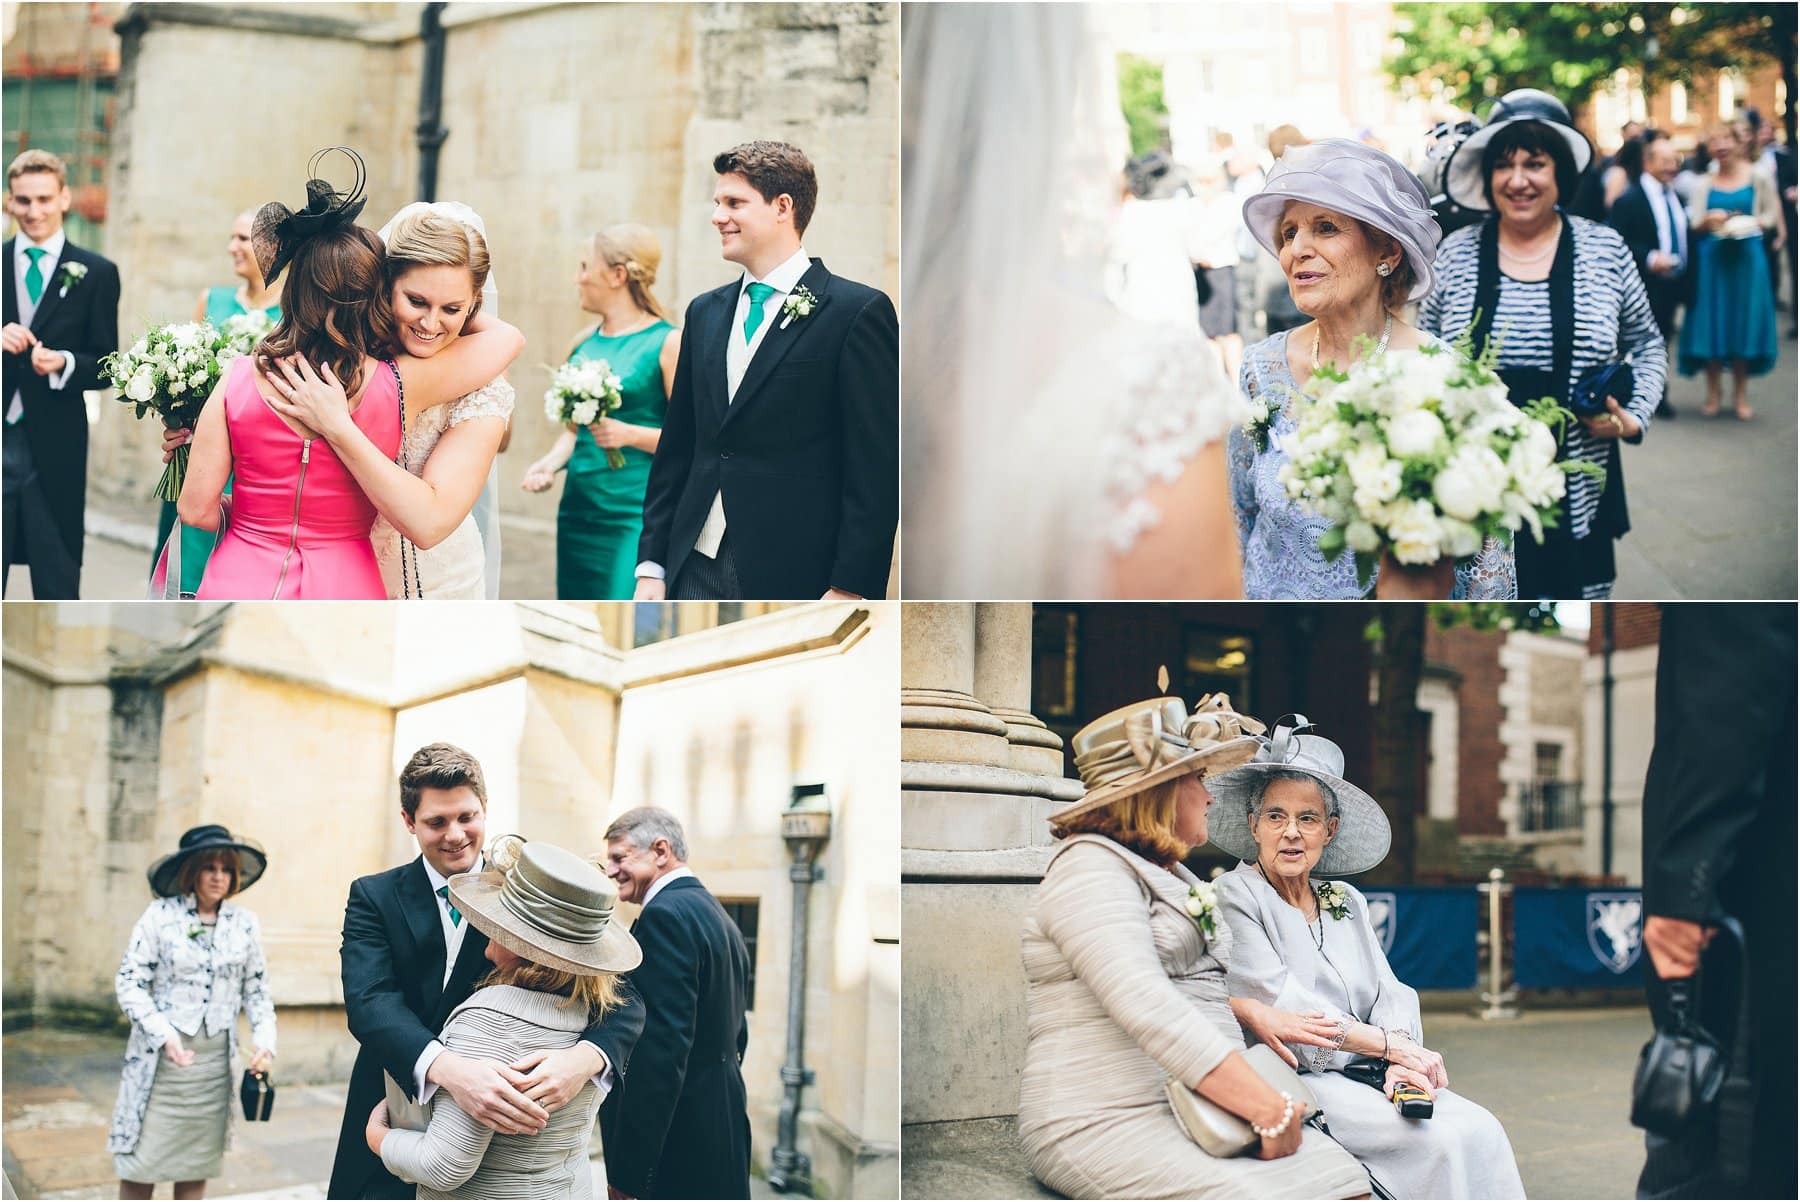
[3,599,898,1197]
[11,0,898,564]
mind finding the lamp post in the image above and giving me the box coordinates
[769,784,830,1194]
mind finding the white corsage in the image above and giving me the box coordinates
[1315,880,1350,921]
[56,261,87,297]
[1186,881,1219,937]
[778,284,818,329]
[1244,393,1278,454]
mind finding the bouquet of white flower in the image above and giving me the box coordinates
[1277,330,1600,589]
[219,309,276,360]
[102,320,242,502]
[543,358,626,468]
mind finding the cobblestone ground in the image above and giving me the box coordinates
[2,1028,784,1199]
[902,1004,1658,1201]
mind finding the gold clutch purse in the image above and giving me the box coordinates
[1164,1044,1319,1158]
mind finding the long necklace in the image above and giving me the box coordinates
[1311,313,1393,379]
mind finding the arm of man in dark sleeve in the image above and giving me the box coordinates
[637,297,703,572]
[64,256,119,394]
[579,973,645,1081]
[827,289,899,599]
[1642,604,1794,924]
[341,877,439,1099]
[602,905,701,1199]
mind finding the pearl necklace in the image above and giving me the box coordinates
[1500,228,1560,266]
[1311,313,1393,378]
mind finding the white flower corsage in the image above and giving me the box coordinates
[1244,390,1282,454]
[57,261,87,297]
[1315,880,1350,921]
[187,923,205,940]
[779,284,818,329]
[1185,881,1219,937]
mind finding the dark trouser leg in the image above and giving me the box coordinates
[2,428,81,598]
[669,531,743,600]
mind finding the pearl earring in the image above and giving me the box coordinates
[1376,262,1393,277]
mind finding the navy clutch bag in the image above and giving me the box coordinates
[1569,362,1634,420]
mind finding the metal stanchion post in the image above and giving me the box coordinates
[1478,866,1519,1020]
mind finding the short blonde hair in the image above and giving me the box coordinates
[175,849,241,899]
[7,149,67,190]
[477,957,624,1025]
[1051,777,1187,867]
[591,224,670,323]
[384,211,491,321]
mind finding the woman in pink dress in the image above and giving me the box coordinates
[177,151,523,598]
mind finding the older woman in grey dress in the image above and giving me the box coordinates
[111,826,276,1200]
[1210,719,1524,1199]
[1019,687,1371,1199]
[1229,139,1516,601]
[365,837,641,1199]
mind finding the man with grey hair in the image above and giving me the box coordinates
[599,807,751,1199]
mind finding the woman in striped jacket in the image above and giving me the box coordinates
[1423,90,1666,599]
[366,840,641,1199]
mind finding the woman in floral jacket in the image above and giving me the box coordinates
[111,825,276,1200]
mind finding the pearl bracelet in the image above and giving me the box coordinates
[1250,1090,1297,1139]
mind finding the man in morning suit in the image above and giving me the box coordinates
[599,807,751,1200]
[634,140,898,602]
[3,148,120,597]
[1637,605,1794,1200]
[328,744,646,1198]
[1609,132,1690,418]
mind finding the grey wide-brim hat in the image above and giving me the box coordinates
[148,824,268,898]
[1241,138,1442,303]
[1444,89,1594,212]
[449,839,641,976]
[1205,716,1391,878]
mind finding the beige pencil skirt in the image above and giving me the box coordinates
[113,1029,230,1184]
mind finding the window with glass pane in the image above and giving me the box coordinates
[1030,607,1079,720]
[719,898,759,1009]
[633,602,676,647]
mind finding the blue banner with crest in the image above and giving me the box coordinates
[1513,887,1646,989]
[1361,886,1479,991]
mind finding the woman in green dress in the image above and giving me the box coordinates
[522,224,680,599]
[152,209,283,595]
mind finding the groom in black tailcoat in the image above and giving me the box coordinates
[2,148,119,598]
[328,744,645,1198]
[634,140,898,601]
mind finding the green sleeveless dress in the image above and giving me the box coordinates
[556,321,672,599]
[151,287,280,595]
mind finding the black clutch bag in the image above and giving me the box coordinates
[1569,362,1634,420]
[240,1067,276,1121]
[1630,917,1743,1137]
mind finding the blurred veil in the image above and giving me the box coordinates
[377,200,505,599]
[903,4,1234,597]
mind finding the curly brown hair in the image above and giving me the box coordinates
[713,140,818,235]
[1050,778,1187,868]
[258,224,397,401]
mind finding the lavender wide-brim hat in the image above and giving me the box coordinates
[1242,138,1442,303]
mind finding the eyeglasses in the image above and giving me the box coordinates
[1257,809,1328,835]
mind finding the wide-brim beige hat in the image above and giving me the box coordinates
[449,840,641,976]
[1054,685,1265,824]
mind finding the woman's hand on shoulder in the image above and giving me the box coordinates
[261,354,348,441]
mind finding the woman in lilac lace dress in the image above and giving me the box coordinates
[1228,140,1516,600]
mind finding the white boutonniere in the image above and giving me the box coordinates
[1185,881,1219,937]
[1315,880,1350,921]
[56,261,87,298]
[187,923,205,941]
[1244,391,1280,454]
[778,285,818,330]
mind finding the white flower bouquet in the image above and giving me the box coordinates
[102,320,242,501]
[543,358,626,468]
[1277,331,1600,588]
[219,309,276,360]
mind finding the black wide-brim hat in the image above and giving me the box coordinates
[147,824,268,898]
[1444,88,1595,212]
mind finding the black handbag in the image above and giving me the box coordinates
[1630,917,1744,1137]
[240,1067,276,1121]
[1569,362,1634,421]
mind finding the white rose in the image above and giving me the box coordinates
[571,399,601,426]
[189,371,208,389]
[126,367,158,403]
[1385,408,1447,459]
[1346,520,1381,553]
[1384,499,1445,564]
[1433,445,1508,520]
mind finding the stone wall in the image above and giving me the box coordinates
[87,1,900,541]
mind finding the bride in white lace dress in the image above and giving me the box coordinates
[276,203,514,599]
[903,3,1245,598]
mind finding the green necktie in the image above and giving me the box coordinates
[742,282,776,344]
[23,247,46,305]
[436,885,462,927]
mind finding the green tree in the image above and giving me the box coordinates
[1385,2,1796,141]
[1117,52,1169,158]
